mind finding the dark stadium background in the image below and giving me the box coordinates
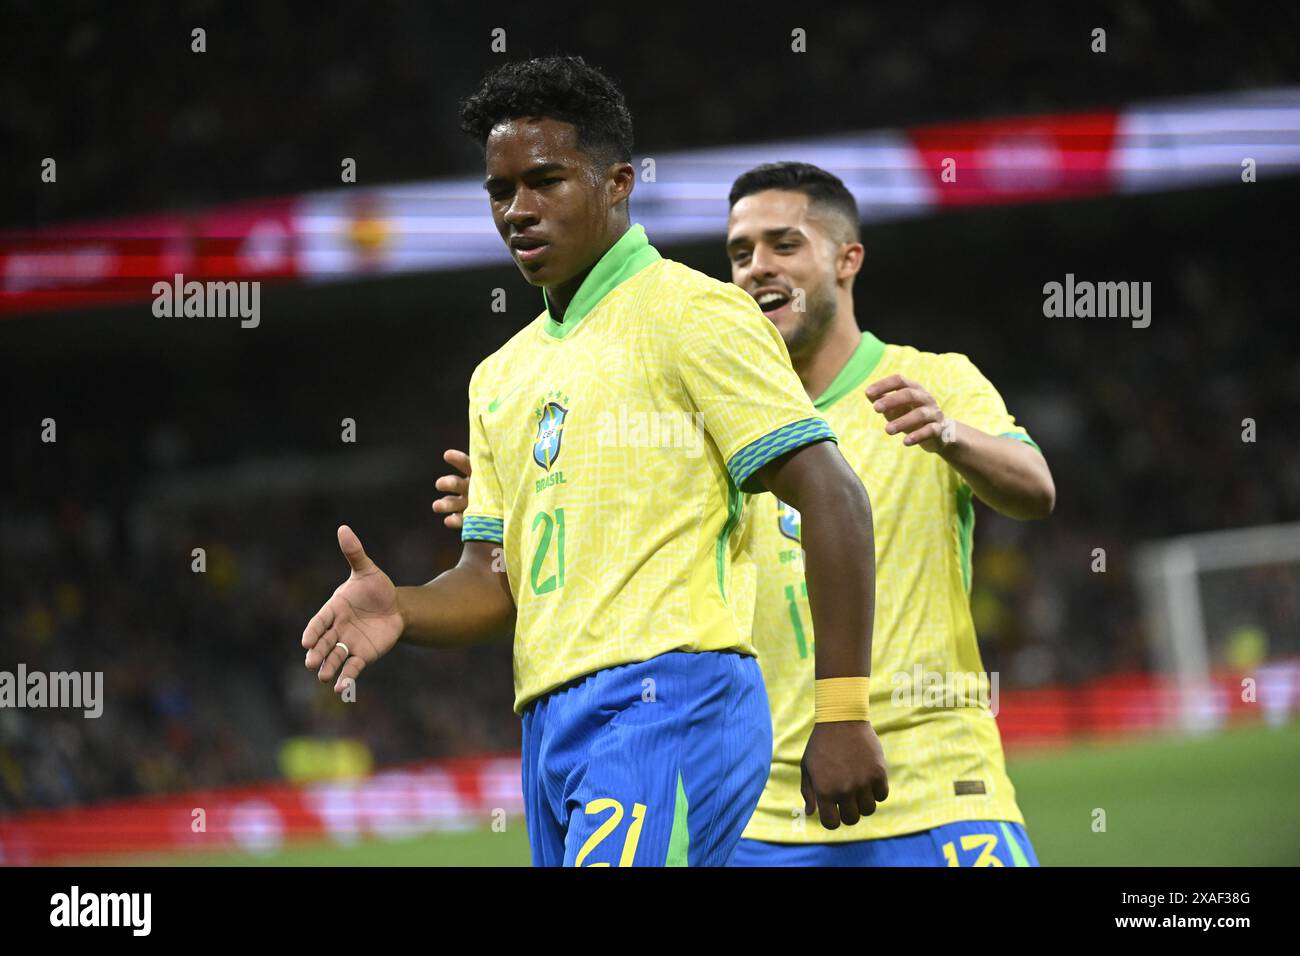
[1,3,1298,864]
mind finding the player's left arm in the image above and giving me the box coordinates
[866,358,1055,520]
[676,282,888,830]
[754,442,889,831]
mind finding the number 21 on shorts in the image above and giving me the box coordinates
[574,798,647,867]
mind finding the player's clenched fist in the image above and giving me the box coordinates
[800,720,890,829]
[301,525,405,695]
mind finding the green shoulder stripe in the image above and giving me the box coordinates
[999,431,1041,452]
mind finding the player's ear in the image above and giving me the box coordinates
[838,240,865,282]
[606,160,635,207]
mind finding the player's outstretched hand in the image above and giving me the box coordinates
[431,448,472,529]
[800,720,890,829]
[301,525,404,695]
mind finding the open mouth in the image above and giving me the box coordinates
[755,289,791,316]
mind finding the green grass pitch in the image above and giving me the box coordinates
[84,720,1300,866]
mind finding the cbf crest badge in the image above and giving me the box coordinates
[532,391,569,471]
[777,499,802,542]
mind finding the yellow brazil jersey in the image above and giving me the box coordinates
[741,331,1037,842]
[460,225,836,713]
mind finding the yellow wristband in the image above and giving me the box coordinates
[814,677,870,722]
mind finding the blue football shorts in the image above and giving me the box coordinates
[520,649,772,867]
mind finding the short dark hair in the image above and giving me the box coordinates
[728,162,860,243]
[458,55,634,168]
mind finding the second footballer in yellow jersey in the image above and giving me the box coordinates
[737,339,1035,857]
[725,162,1055,866]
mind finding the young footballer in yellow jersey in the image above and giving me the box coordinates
[303,62,889,867]
[439,162,1056,866]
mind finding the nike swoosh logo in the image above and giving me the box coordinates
[487,383,524,413]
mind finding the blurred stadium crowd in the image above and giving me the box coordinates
[3,4,1299,811]
[4,2,1295,225]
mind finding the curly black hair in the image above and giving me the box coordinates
[458,55,634,168]
[729,162,861,243]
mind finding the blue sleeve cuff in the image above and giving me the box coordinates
[999,431,1041,452]
[461,515,504,544]
[727,417,837,493]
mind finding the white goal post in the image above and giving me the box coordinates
[1135,521,1300,733]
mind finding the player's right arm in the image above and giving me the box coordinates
[301,526,513,695]
[395,541,514,647]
